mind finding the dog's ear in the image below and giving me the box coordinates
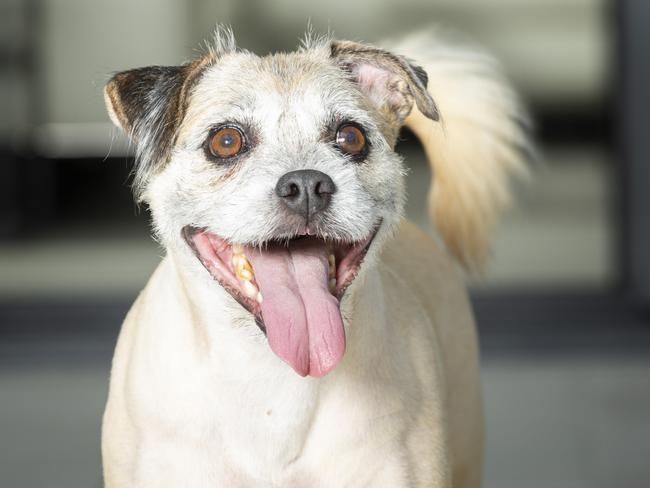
[330,40,439,127]
[105,64,185,136]
[104,58,210,199]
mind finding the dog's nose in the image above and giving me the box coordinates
[275,169,336,221]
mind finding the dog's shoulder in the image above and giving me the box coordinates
[379,219,474,333]
[381,219,462,290]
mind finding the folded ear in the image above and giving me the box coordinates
[104,58,210,199]
[330,40,439,130]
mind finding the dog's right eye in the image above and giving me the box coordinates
[208,126,245,159]
[335,123,368,161]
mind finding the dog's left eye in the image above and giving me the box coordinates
[335,123,368,159]
[208,126,245,159]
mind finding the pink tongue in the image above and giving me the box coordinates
[245,239,345,377]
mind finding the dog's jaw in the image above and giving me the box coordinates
[181,222,381,377]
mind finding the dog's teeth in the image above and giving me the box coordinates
[233,254,254,280]
[238,268,253,281]
[329,278,337,293]
[242,279,258,299]
[232,253,259,297]
[328,254,336,279]
[239,262,253,278]
[232,254,248,267]
[232,243,243,254]
[256,291,263,304]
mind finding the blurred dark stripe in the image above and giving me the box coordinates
[473,291,650,356]
[619,0,650,303]
[0,296,130,336]
[0,297,129,367]
[1,292,649,367]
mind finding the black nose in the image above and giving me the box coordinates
[275,169,336,222]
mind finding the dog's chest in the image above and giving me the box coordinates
[210,376,321,472]
[199,370,415,486]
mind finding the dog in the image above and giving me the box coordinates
[101,26,529,487]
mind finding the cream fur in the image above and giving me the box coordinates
[101,27,527,487]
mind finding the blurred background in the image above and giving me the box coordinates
[1,0,649,487]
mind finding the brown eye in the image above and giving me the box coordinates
[335,124,367,158]
[209,127,244,158]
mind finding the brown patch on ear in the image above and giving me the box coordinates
[105,56,211,140]
[330,40,439,124]
[103,56,212,197]
[409,63,429,89]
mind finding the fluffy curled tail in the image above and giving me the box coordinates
[394,32,532,270]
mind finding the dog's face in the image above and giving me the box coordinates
[105,31,437,377]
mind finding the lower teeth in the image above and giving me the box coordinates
[232,247,261,302]
[328,254,336,292]
[242,278,258,299]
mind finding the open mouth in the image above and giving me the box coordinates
[182,223,380,377]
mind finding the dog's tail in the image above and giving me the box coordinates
[392,31,532,270]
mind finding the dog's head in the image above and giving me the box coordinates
[104,28,438,377]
